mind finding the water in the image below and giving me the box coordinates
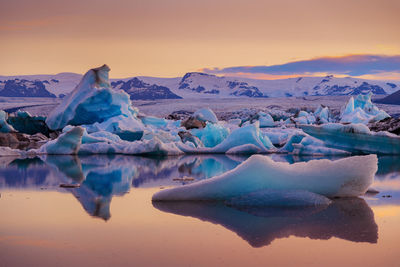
[0,154,399,266]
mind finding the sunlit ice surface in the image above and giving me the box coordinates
[0,154,399,266]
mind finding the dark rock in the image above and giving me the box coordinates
[181,117,206,130]
[368,117,400,135]
[59,183,81,188]
[0,132,48,150]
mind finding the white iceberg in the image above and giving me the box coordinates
[192,108,218,124]
[153,154,377,201]
[340,93,390,124]
[46,65,143,132]
[258,112,275,128]
[314,105,331,124]
[301,123,400,154]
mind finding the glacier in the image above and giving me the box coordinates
[152,154,378,201]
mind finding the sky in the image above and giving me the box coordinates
[0,0,399,80]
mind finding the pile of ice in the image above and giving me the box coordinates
[340,93,390,124]
[0,110,15,133]
[153,154,378,202]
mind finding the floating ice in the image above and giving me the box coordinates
[46,64,142,131]
[226,189,332,207]
[179,123,274,153]
[280,131,351,155]
[153,154,377,201]
[191,123,229,147]
[314,105,331,124]
[37,126,84,154]
[192,108,218,124]
[302,123,400,154]
[340,93,390,124]
[0,110,15,133]
[258,112,275,128]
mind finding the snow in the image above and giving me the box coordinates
[192,108,218,123]
[340,93,390,124]
[152,154,377,201]
[0,110,15,133]
[225,189,332,207]
[302,123,400,154]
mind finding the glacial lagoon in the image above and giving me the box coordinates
[0,154,399,266]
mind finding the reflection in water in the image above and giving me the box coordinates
[0,154,399,230]
[153,198,378,247]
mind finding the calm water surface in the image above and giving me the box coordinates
[0,154,399,266]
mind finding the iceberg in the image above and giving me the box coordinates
[36,126,84,155]
[153,154,377,201]
[340,93,390,124]
[0,110,15,133]
[301,123,400,154]
[258,112,275,128]
[280,131,351,155]
[191,123,229,147]
[192,108,218,124]
[178,123,275,153]
[46,65,142,131]
[314,105,331,124]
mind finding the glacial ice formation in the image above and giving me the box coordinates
[192,108,218,123]
[46,65,143,131]
[301,123,400,154]
[152,154,378,201]
[340,93,390,124]
[0,110,15,133]
[258,112,275,128]
[191,123,229,147]
[179,123,275,153]
[37,126,84,154]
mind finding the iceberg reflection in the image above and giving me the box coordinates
[153,198,378,247]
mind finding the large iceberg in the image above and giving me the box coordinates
[46,64,144,135]
[340,93,390,124]
[152,154,377,201]
[301,123,400,154]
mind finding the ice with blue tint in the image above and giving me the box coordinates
[258,112,275,128]
[302,123,400,154]
[37,126,84,154]
[294,110,316,125]
[226,189,332,207]
[280,131,351,155]
[0,110,15,133]
[83,114,144,141]
[141,116,168,128]
[192,108,218,123]
[191,123,229,147]
[179,123,275,153]
[153,154,378,201]
[314,105,331,124]
[340,93,390,124]
[46,64,143,131]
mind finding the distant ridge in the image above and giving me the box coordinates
[375,90,400,105]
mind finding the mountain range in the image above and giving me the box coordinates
[0,72,398,100]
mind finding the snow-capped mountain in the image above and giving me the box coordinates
[0,72,398,99]
[111,77,181,100]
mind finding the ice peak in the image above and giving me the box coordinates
[90,64,111,88]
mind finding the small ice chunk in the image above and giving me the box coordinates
[191,123,229,147]
[192,108,218,124]
[0,110,15,133]
[36,126,84,154]
[258,112,275,128]
[225,189,332,207]
[153,154,377,201]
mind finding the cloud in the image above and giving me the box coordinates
[203,55,400,79]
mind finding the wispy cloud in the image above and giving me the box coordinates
[202,55,400,80]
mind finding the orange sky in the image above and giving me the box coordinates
[1,0,399,78]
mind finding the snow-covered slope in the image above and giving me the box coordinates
[0,72,398,99]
